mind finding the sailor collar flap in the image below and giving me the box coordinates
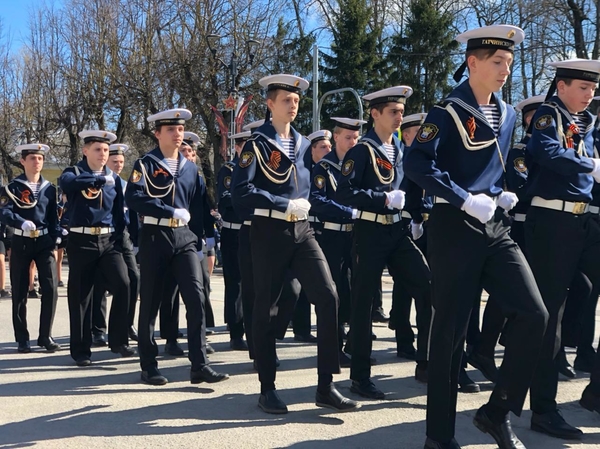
[541,100,594,155]
[7,176,50,209]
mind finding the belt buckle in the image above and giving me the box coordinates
[383,214,395,225]
[572,202,587,215]
[90,227,101,235]
[287,213,298,223]
[345,224,353,232]
[29,230,40,238]
[422,213,430,222]
[168,218,180,227]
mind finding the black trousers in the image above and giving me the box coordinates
[526,207,600,413]
[426,206,547,442]
[250,217,340,391]
[67,232,130,360]
[349,219,431,381]
[239,224,256,359]
[11,234,57,343]
[220,227,244,339]
[137,225,207,371]
[561,271,593,348]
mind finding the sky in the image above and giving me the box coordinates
[0,0,62,53]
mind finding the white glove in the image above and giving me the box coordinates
[411,221,424,240]
[590,159,600,183]
[133,247,139,256]
[21,221,36,232]
[385,190,406,210]
[61,228,69,236]
[351,209,358,219]
[196,250,205,262]
[56,237,62,245]
[173,208,191,224]
[497,191,519,212]
[461,193,496,224]
[205,237,215,251]
[103,175,115,186]
[285,198,311,217]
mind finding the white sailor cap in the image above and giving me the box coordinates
[515,95,546,113]
[183,132,200,147]
[400,113,427,131]
[548,59,600,83]
[109,144,129,156]
[242,119,265,132]
[147,108,192,126]
[307,130,332,144]
[331,117,367,131]
[79,130,117,144]
[17,143,49,157]
[363,86,413,107]
[259,74,309,93]
[231,131,251,141]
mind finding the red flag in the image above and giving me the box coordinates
[235,95,253,133]
[210,105,229,159]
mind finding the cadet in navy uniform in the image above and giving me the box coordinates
[525,59,600,439]
[231,74,357,414]
[0,144,60,353]
[405,25,548,449]
[126,109,228,386]
[309,120,363,366]
[59,130,135,366]
[217,130,248,350]
[336,86,432,397]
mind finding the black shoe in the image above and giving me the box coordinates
[415,364,428,383]
[340,326,348,340]
[350,379,385,399]
[580,385,600,414]
[75,356,91,367]
[339,351,352,368]
[128,326,138,342]
[258,390,288,414]
[141,367,168,385]
[28,289,38,298]
[467,351,498,383]
[294,333,317,343]
[371,309,389,323]
[397,344,417,360]
[17,341,31,353]
[37,337,60,352]
[165,341,184,356]
[423,437,461,449]
[111,345,136,357]
[316,387,359,412]
[371,331,377,340]
[458,369,480,393]
[556,349,576,379]
[230,338,248,351]
[531,409,582,439]
[92,334,107,347]
[387,320,396,331]
[190,365,229,384]
[206,343,215,354]
[574,355,595,374]
[473,406,525,449]
[58,281,64,287]
[0,289,11,298]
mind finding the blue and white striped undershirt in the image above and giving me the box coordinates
[164,158,179,177]
[382,143,396,165]
[480,104,500,134]
[25,181,40,199]
[280,137,296,163]
[572,112,589,131]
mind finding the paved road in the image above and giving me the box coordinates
[1,265,600,448]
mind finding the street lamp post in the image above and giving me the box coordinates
[207,34,259,157]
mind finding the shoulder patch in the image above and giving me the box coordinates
[0,196,8,207]
[224,176,232,189]
[314,175,325,189]
[514,157,527,173]
[239,151,254,168]
[416,124,439,143]
[342,160,354,176]
[131,170,141,183]
[534,115,553,130]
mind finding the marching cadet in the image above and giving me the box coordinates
[125,109,228,386]
[231,74,357,414]
[525,59,600,439]
[337,87,432,397]
[59,130,135,366]
[309,120,364,367]
[0,144,60,353]
[217,130,248,350]
[405,25,548,449]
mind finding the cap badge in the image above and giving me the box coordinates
[294,80,300,87]
[507,30,516,38]
[175,112,181,117]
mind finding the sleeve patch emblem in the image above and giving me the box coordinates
[342,160,354,176]
[535,115,553,130]
[131,170,142,183]
[416,124,439,143]
[0,196,8,207]
[224,176,232,189]
[314,175,325,189]
[239,151,254,168]
[514,157,527,173]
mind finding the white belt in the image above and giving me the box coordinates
[401,211,411,219]
[143,217,187,228]
[513,213,527,222]
[70,226,115,235]
[357,211,402,225]
[323,222,354,232]
[14,228,48,238]
[222,221,242,230]
[243,220,252,226]
[254,208,308,222]
[590,206,600,215]
[308,216,320,223]
[531,196,589,215]
[434,196,499,206]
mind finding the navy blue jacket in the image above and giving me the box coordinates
[310,149,354,223]
[404,80,516,208]
[525,96,595,202]
[506,134,531,214]
[217,161,243,224]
